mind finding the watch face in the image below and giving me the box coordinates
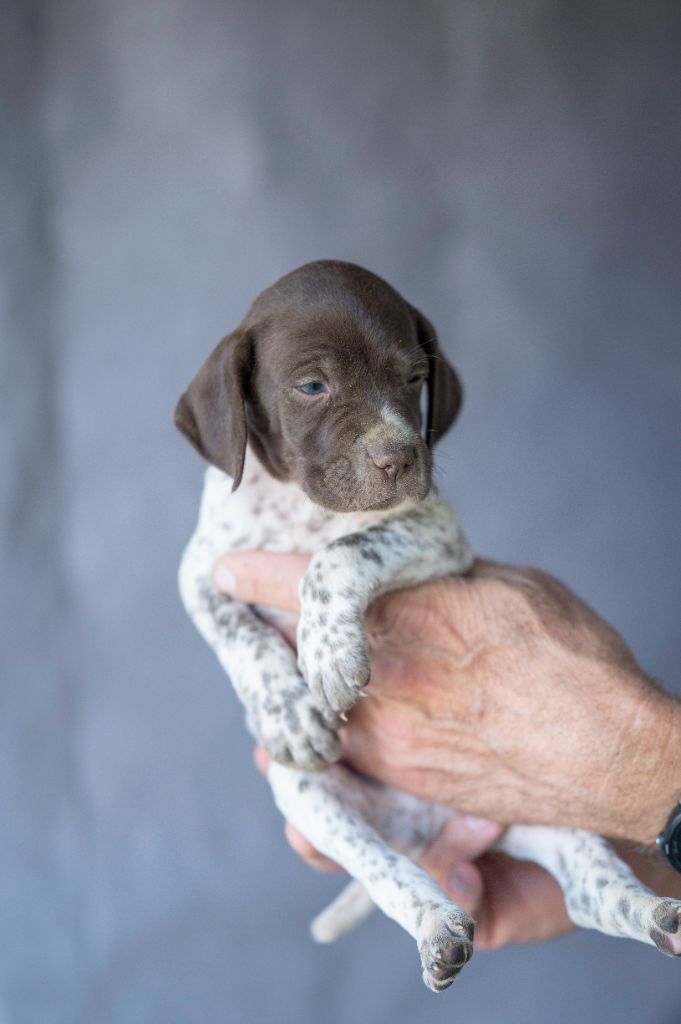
[665,810,681,872]
[659,808,681,873]
[671,820,681,865]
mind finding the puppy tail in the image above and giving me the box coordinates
[310,881,376,943]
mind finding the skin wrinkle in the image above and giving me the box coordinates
[592,696,646,819]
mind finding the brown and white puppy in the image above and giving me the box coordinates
[176,261,681,993]
[176,260,461,511]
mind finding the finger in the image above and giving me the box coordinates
[284,823,342,874]
[253,747,270,776]
[421,814,503,878]
[213,551,310,612]
[263,611,298,649]
[441,861,484,916]
[420,815,504,915]
[474,853,572,950]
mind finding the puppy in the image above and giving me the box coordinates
[176,261,681,991]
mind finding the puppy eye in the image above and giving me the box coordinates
[407,373,425,385]
[298,381,327,395]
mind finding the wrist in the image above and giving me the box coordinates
[608,686,681,845]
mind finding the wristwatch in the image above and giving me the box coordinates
[657,801,681,873]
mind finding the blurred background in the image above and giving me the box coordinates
[2,1,680,1022]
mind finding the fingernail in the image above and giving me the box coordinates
[462,815,496,834]
[443,814,500,846]
[447,862,479,900]
[213,562,235,593]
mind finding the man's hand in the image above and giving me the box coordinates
[216,551,681,949]
[215,551,681,845]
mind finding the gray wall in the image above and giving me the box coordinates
[2,1,680,1022]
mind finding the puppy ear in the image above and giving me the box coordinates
[174,330,253,489]
[412,306,463,447]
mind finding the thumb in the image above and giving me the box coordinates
[420,815,503,915]
[213,551,310,612]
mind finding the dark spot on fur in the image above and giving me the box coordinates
[333,534,362,548]
[617,897,631,921]
[654,904,680,933]
[649,928,678,955]
[298,779,310,793]
[360,548,384,566]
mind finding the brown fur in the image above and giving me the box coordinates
[175,261,462,512]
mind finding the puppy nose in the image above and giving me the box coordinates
[367,444,416,482]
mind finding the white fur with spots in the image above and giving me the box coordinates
[179,448,681,990]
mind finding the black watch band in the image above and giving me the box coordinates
[657,801,681,873]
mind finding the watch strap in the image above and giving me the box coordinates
[657,801,681,873]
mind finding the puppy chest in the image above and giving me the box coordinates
[204,461,382,556]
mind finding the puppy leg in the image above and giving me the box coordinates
[297,492,472,717]
[500,825,681,955]
[179,524,340,769]
[310,783,451,942]
[269,763,472,992]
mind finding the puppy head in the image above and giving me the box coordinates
[175,261,462,512]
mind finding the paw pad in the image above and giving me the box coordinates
[650,901,681,956]
[419,911,474,992]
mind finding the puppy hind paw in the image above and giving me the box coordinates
[295,704,342,767]
[253,687,342,770]
[650,900,681,957]
[418,909,475,993]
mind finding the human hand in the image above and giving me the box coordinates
[215,551,681,845]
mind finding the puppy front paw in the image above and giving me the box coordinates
[249,675,342,771]
[297,592,370,717]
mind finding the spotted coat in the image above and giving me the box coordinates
[179,449,681,992]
